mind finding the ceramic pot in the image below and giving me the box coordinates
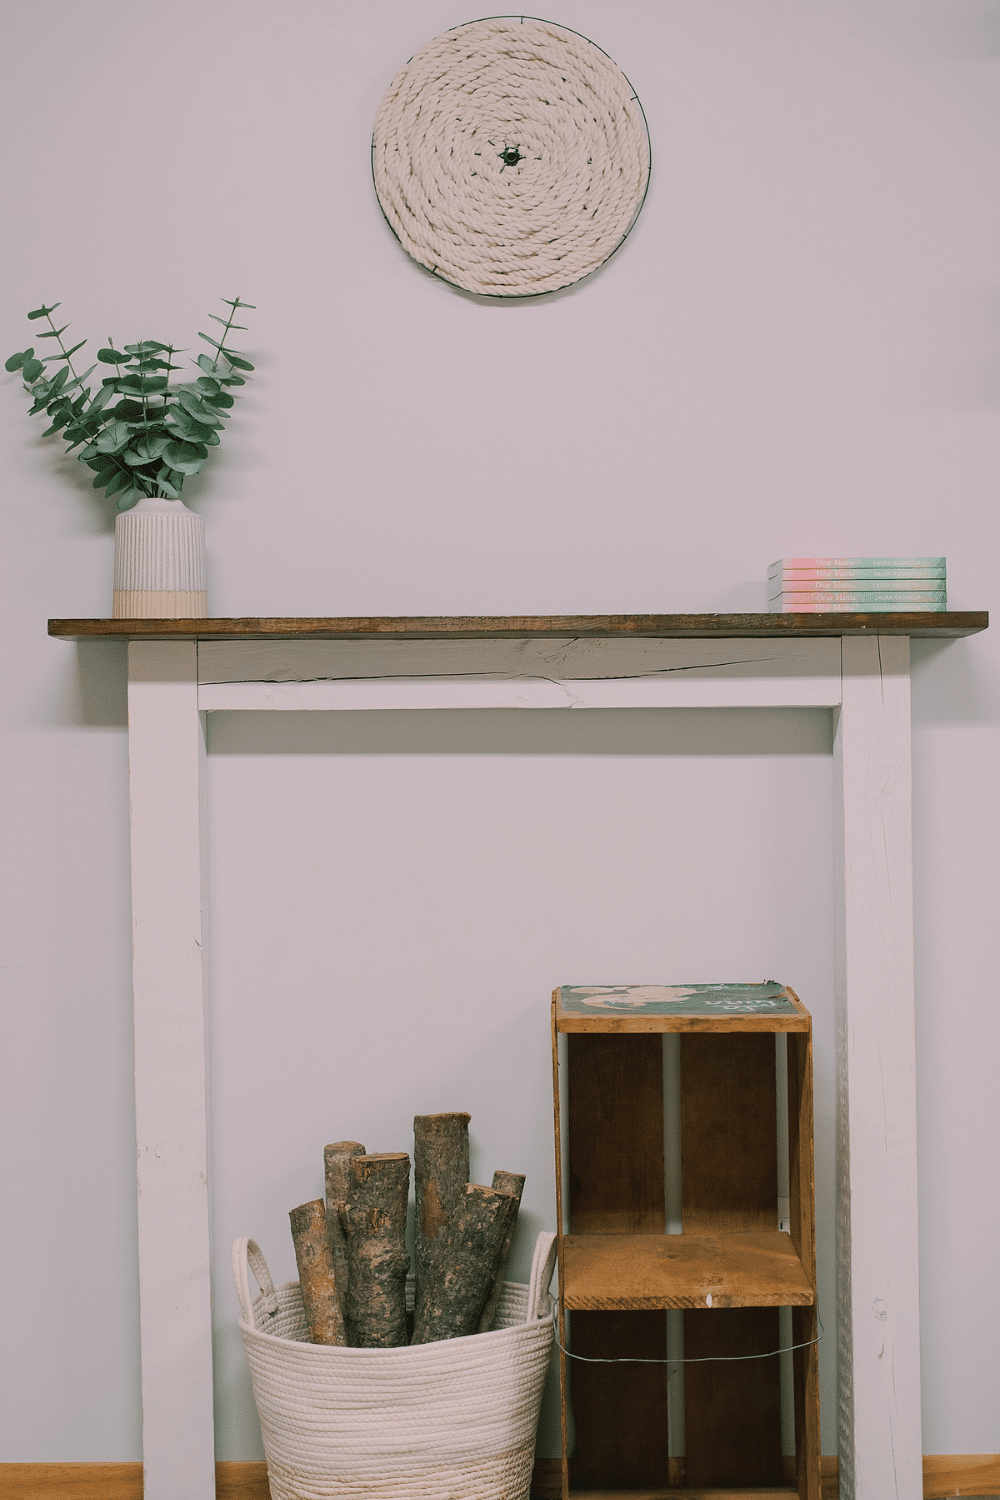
[112,493,207,618]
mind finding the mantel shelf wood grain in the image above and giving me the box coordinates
[47,611,988,641]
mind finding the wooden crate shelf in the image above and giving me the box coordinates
[562,1232,815,1310]
[551,982,821,1500]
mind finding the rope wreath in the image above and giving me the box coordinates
[372,16,650,297]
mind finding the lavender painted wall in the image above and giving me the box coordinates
[1,0,997,1463]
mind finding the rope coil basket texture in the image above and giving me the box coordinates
[233,1231,558,1500]
[372,16,650,297]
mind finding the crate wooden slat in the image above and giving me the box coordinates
[562,1232,815,1309]
[555,983,811,1034]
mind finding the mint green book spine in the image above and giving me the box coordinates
[769,556,945,572]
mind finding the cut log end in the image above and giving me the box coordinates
[344,1152,411,1347]
[413,1113,471,1328]
[289,1199,346,1346]
[324,1140,367,1330]
[477,1170,526,1332]
[411,1181,519,1345]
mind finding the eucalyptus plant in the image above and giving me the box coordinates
[5,297,254,509]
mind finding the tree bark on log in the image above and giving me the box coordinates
[323,1140,366,1331]
[288,1199,346,1345]
[344,1152,411,1348]
[410,1182,519,1344]
[476,1170,525,1332]
[413,1112,470,1332]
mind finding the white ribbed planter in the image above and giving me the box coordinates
[113,494,207,619]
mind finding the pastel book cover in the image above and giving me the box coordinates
[779,600,947,612]
[768,576,946,592]
[769,565,947,581]
[773,590,948,605]
[772,595,947,608]
[769,556,946,570]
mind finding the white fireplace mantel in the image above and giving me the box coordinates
[49,611,989,1500]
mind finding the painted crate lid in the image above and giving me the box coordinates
[556,981,806,1027]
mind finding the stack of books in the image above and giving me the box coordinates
[768,557,947,612]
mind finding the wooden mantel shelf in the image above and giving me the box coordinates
[48,610,989,641]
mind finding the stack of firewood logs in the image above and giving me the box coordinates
[288,1112,525,1348]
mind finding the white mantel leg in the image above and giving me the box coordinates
[834,635,922,1500]
[128,641,215,1500]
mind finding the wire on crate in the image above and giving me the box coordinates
[554,1313,824,1365]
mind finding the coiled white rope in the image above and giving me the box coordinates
[372,16,651,296]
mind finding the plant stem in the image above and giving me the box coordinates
[46,312,79,380]
[211,298,242,372]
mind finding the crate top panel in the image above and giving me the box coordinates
[553,982,811,1032]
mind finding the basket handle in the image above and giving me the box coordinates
[232,1237,280,1331]
[527,1230,558,1320]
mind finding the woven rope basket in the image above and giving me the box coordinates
[372,16,650,297]
[233,1231,557,1500]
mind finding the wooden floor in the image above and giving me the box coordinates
[2,1455,997,1498]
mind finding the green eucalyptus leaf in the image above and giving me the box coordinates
[151,465,181,498]
[97,348,124,364]
[197,332,225,352]
[176,388,223,426]
[223,354,254,371]
[88,384,117,412]
[134,375,169,394]
[103,468,132,498]
[22,358,45,382]
[126,434,171,465]
[163,438,208,474]
[95,421,132,453]
[209,314,248,329]
[37,325,70,340]
[112,399,147,422]
[222,298,255,309]
[27,304,59,320]
[117,490,142,511]
[195,352,220,374]
[5,350,29,371]
[193,376,221,395]
[59,364,96,395]
[168,413,218,444]
[52,339,87,362]
[217,372,246,386]
[202,390,235,409]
